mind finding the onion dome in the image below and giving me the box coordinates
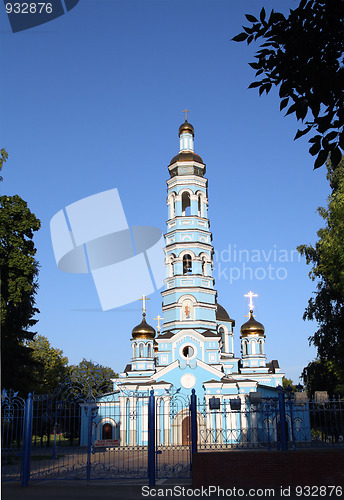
[240,310,265,337]
[132,313,156,340]
[169,151,204,166]
[179,120,194,137]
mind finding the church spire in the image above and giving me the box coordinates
[179,110,194,152]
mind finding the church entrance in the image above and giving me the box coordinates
[102,423,113,440]
[182,416,190,445]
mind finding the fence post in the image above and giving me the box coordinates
[22,393,33,487]
[278,386,288,451]
[86,405,93,483]
[190,389,197,456]
[148,390,155,487]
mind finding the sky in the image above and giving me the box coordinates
[1,0,330,384]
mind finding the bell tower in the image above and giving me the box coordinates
[161,118,217,335]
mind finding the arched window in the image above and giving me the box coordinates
[251,340,256,354]
[182,191,191,216]
[198,196,202,217]
[168,254,175,278]
[102,423,113,440]
[259,341,264,354]
[139,343,144,357]
[243,341,248,355]
[183,254,192,275]
[147,344,152,358]
[170,194,175,219]
[202,257,207,276]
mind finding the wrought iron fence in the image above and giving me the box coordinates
[194,392,344,451]
[2,385,343,486]
[1,389,26,481]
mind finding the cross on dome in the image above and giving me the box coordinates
[244,291,258,311]
[182,108,190,121]
[154,315,164,333]
[139,295,150,313]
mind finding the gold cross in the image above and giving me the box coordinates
[154,315,164,332]
[139,295,150,313]
[182,108,190,121]
[244,291,258,311]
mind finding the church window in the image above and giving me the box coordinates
[182,191,191,216]
[182,345,194,358]
[183,254,192,275]
[168,254,175,277]
[259,341,264,354]
[198,196,202,217]
[170,194,175,219]
[243,341,248,355]
[202,257,207,276]
[139,343,144,357]
[147,344,152,358]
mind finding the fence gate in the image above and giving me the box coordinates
[155,389,192,480]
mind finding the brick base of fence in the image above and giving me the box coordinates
[193,449,344,488]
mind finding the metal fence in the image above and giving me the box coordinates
[2,386,343,486]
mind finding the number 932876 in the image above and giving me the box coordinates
[6,3,53,14]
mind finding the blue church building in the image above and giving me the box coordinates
[80,119,310,449]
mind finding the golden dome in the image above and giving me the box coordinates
[132,313,156,340]
[169,151,204,166]
[240,310,265,337]
[179,120,194,136]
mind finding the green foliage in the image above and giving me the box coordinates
[301,359,343,397]
[0,195,41,393]
[27,335,69,394]
[233,0,344,169]
[0,149,8,181]
[282,377,296,391]
[68,358,118,397]
[298,157,344,389]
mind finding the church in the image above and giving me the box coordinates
[82,118,290,448]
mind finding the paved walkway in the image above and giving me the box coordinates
[2,479,313,499]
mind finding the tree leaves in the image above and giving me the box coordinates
[0,195,41,392]
[0,149,8,182]
[245,14,258,23]
[298,158,344,390]
[232,32,248,42]
[233,0,344,170]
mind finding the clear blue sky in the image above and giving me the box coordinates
[1,0,329,384]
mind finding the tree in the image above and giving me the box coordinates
[233,0,344,169]
[301,359,343,397]
[26,335,69,394]
[0,149,8,181]
[298,157,344,390]
[0,195,41,393]
[282,376,297,391]
[68,359,118,398]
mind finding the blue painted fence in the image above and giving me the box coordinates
[1,386,343,486]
